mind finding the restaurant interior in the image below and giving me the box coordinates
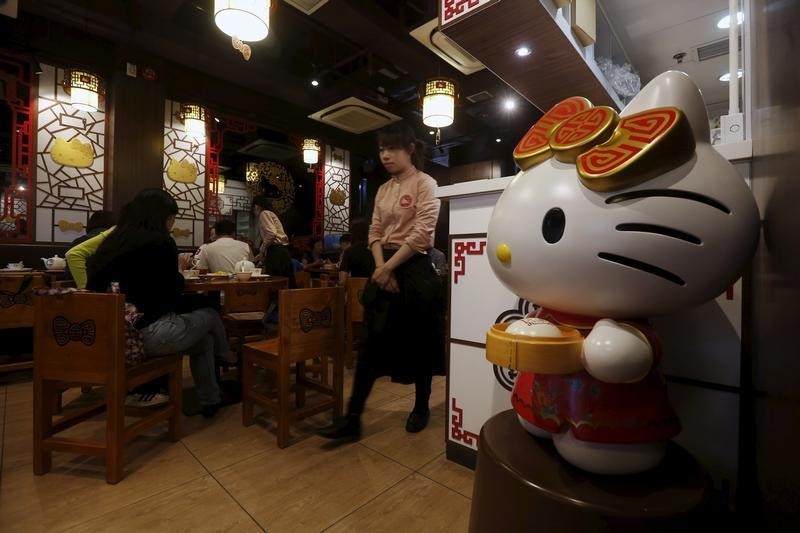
[1,0,799,531]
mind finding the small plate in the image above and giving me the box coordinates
[183,276,200,281]
[200,273,230,278]
[250,274,271,278]
[1,267,33,272]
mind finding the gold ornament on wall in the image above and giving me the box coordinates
[57,220,84,232]
[171,227,192,238]
[329,188,346,206]
[245,161,295,214]
[50,138,94,168]
[167,159,199,184]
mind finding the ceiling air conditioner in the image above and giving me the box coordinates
[283,0,328,15]
[409,18,485,75]
[309,97,402,135]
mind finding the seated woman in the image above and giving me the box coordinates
[86,189,226,418]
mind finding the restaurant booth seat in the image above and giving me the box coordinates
[344,277,369,369]
[0,272,47,373]
[32,292,182,484]
[241,286,344,448]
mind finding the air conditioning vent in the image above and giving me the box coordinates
[237,140,299,161]
[466,90,493,103]
[695,36,742,62]
[283,0,328,15]
[309,97,401,134]
[410,18,485,75]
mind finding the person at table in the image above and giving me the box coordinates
[196,219,253,273]
[252,195,295,285]
[336,233,352,267]
[320,122,444,440]
[303,238,327,269]
[338,219,375,285]
[86,188,226,417]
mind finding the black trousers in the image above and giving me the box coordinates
[347,353,432,416]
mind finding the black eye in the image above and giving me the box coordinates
[542,208,565,244]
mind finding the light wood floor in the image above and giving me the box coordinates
[0,366,474,532]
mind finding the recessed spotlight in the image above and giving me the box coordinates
[495,138,501,143]
[719,69,743,82]
[515,46,531,57]
[503,99,516,111]
[311,79,319,87]
[429,130,435,135]
[717,11,743,29]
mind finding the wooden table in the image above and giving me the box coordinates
[184,276,289,293]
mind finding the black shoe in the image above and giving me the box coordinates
[406,410,430,433]
[201,403,220,419]
[318,415,361,440]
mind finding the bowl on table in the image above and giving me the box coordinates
[235,271,252,282]
[181,269,199,280]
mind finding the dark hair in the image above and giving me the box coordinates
[252,195,273,211]
[377,122,425,171]
[339,234,352,244]
[88,188,178,275]
[349,218,369,247]
[214,219,236,236]
[86,210,115,232]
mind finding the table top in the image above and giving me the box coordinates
[184,276,289,292]
[304,266,340,275]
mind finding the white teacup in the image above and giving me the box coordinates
[6,262,24,270]
[181,269,199,279]
[251,268,262,276]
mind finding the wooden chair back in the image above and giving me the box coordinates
[293,270,311,289]
[223,281,271,314]
[0,273,47,329]
[33,292,125,384]
[345,277,369,324]
[278,287,344,363]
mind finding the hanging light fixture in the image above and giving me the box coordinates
[302,138,321,165]
[218,175,226,194]
[179,104,206,139]
[214,0,270,42]
[62,69,105,112]
[422,78,457,145]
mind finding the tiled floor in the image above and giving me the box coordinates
[0,369,473,532]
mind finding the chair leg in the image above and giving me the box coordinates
[333,352,344,418]
[33,378,54,475]
[321,355,330,386]
[295,361,306,408]
[345,323,354,369]
[277,356,291,448]
[241,354,255,427]
[168,364,182,442]
[105,381,126,484]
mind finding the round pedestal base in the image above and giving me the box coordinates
[469,410,710,533]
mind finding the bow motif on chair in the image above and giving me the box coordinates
[0,290,33,308]
[52,316,97,346]
[299,307,332,333]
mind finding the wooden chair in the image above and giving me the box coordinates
[222,280,272,379]
[344,277,369,369]
[33,292,182,484]
[293,270,311,289]
[0,273,47,373]
[242,286,344,448]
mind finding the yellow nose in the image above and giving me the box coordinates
[496,243,512,265]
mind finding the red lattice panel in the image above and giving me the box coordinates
[452,239,486,284]
[450,397,480,446]
[312,150,325,240]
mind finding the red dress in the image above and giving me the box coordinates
[511,307,680,444]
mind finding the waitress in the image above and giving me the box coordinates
[320,122,444,439]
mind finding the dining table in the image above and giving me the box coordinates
[183,275,290,293]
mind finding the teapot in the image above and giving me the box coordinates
[234,260,255,273]
[41,254,67,270]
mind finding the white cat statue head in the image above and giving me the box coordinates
[487,71,759,318]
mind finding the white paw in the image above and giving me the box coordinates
[582,319,653,383]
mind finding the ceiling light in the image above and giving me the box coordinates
[717,11,744,29]
[719,69,743,82]
[217,175,226,194]
[311,79,319,87]
[213,116,220,123]
[515,46,531,57]
[62,69,104,112]
[302,138,321,165]
[422,77,457,129]
[495,138,501,143]
[214,0,270,42]
[179,104,206,139]
[503,98,516,111]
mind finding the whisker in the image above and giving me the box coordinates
[615,223,702,245]
[598,252,686,286]
[605,189,730,214]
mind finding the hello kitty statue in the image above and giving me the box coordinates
[485,71,759,475]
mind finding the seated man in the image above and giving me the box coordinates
[197,219,253,273]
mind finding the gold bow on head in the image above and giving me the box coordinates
[514,97,695,192]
